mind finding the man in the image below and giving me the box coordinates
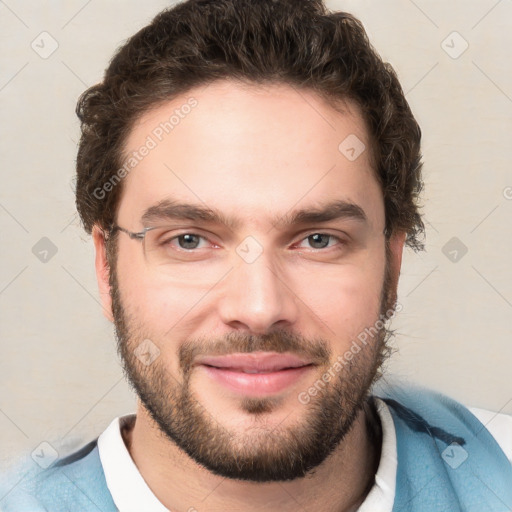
[1,0,511,510]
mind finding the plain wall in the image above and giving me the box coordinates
[1,0,511,465]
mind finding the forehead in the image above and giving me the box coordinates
[117,80,383,230]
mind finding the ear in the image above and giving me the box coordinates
[92,225,114,322]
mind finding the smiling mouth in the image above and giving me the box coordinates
[195,351,314,372]
[197,362,316,396]
[202,364,314,374]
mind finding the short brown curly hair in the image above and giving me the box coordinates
[75,0,424,251]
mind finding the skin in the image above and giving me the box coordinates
[93,80,405,511]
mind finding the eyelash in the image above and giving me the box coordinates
[163,232,347,252]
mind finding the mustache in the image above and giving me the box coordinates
[179,329,332,374]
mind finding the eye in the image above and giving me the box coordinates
[296,233,345,250]
[166,233,209,250]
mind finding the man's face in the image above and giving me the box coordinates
[98,81,403,482]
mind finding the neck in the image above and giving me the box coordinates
[123,399,381,512]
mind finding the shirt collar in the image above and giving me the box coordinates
[358,398,397,512]
[97,412,169,512]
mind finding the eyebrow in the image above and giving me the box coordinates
[140,198,368,230]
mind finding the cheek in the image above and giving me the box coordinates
[116,257,208,345]
[291,257,386,344]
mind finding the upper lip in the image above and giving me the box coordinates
[196,352,313,372]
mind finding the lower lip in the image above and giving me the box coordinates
[199,364,315,396]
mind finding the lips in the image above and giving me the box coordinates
[196,352,316,396]
[196,352,313,373]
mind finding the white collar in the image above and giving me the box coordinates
[358,398,397,512]
[97,398,397,512]
[97,413,169,512]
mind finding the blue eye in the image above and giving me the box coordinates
[306,233,332,249]
[298,233,343,250]
[169,233,207,250]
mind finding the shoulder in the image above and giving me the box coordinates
[373,380,512,468]
[374,380,507,437]
[372,381,512,510]
[468,406,512,462]
[0,438,117,512]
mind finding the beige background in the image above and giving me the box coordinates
[1,0,511,466]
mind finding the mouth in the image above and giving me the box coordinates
[195,352,316,396]
[196,351,313,372]
[202,365,311,374]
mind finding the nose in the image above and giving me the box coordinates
[217,250,299,334]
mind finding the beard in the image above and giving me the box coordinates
[108,242,395,483]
